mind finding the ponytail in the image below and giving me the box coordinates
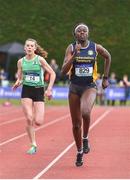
[25,38,48,58]
[35,44,48,58]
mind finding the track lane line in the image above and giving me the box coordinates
[0,114,70,146]
[33,108,113,179]
[0,107,65,126]
[0,117,25,126]
[0,108,22,116]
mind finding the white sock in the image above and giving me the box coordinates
[32,142,37,147]
[78,149,83,154]
[83,136,88,140]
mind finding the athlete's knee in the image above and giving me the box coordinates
[82,109,91,120]
[35,119,44,126]
[35,121,42,126]
[72,123,82,132]
[26,114,33,126]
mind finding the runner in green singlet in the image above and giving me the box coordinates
[12,38,56,154]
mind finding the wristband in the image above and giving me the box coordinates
[103,76,108,80]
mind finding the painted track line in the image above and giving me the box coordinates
[0,107,62,126]
[33,108,113,179]
[0,117,25,126]
[0,108,21,116]
[0,114,70,146]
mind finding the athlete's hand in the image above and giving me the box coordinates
[76,43,81,53]
[45,89,53,100]
[12,81,21,91]
[73,43,82,56]
[102,79,109,89]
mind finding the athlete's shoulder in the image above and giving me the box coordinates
[17,58,23,68]
[96,43,104,51]
[38,55,45,61]
[65,43,73,54]
[67,42,77,53]
[89,40,97,46]
[18,57,24,64]
[38,55,47,66]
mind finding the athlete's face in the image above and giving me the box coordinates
[24,40,36,55]
[75,26,89,43]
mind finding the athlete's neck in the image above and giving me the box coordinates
[77,40,89,47]
[26,54,36,60]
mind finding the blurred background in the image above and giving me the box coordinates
[0,0,130,106]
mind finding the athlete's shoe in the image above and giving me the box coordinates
[75,152,83,167]
[83,138,90,154]
[27,145,37,154]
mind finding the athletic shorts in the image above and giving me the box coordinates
[21,85,44,102]
[69,82,97,97]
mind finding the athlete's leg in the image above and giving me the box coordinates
[69,92,84,166]
[81,88,96,154]
[21,98,36,147]
[81,88,97,138]
[69,92,82,151]
[33,102,45,126]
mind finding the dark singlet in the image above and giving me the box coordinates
[69,41,98,86]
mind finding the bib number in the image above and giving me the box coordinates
[25,74,40,83]
[75,65,93,77]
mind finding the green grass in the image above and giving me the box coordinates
[0,99,21,106]
[0,98,68,106]
[45,99,68,106]
[1,98,129,106]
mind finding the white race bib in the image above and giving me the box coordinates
[25,74,40,82]
[75,64,93,77]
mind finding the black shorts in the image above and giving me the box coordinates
[21,85,44,102]
[69,82,97,97]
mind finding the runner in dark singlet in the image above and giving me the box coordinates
[61,23,111,166]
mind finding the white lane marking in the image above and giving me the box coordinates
[33,108,113,179]
[0,117,25,126]
[0,108,21,116]
[0,107,63,126]
[0,114,70,146]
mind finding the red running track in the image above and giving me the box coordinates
[0,105,130,179]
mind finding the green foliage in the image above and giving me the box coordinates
[0,0,130,78]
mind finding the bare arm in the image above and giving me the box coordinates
[96,44,111,77]
[61,43,81,74]
[96,44,111,89]
[40,57,56,90]
[40,57,56,99]
[12,59,22,90]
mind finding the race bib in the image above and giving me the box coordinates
[25,73,40,83]
[75,64,93,77]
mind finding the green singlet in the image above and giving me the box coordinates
[22,55,44,87]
